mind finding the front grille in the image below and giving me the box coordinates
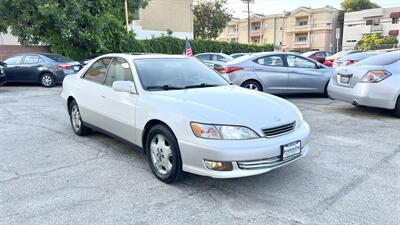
[262,121,296,138]
[237,154,301,170]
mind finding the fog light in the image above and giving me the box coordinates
[204,160,233,171]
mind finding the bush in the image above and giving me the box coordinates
[356,33,398,51]
[64,36,274,60]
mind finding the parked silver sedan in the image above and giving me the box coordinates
[218,52,333,94]
[333,51,382,68]
[328,51,400,117]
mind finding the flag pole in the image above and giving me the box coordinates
[124,0,129,33]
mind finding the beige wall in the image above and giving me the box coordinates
[218,6,340,52]
[136,0,193,33]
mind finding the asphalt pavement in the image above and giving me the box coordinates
[0,85,399,225]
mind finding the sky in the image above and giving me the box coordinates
[225,0,400,18]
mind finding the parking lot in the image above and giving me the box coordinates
[0,85,399,225]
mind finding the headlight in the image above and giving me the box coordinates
[295,108,304,128]
[190,122,260,140]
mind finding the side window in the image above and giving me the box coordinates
[23,55,40,64]
[255,55,284,67]
[286,55,316,69]
[315,52,325,58]
[215,55,225,62]
[4,55,24,65]
[83,58,111,83]
[104,58,134,86]
[196,54,210,61]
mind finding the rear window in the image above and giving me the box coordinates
[356,52,400,66]
[44,54,73,62]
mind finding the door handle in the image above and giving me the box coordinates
[100,95,106,99]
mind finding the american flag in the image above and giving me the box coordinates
[184,38,193,56]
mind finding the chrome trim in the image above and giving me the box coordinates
[262,121,296,138]
[237,153,302,170]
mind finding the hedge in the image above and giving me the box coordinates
[72,36,274,60]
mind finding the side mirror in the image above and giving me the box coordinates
[112,81,137,94]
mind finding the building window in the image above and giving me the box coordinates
[297,17,308,26]
[393,17,399,24]
[251,22,261,31]
[346,40,357,43]
[366,18,380,26]
[228,25,237,33]
[348,24,358,27]
[295,34,308,43]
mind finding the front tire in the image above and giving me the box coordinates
[69,100,91,136]
[40,73,55,87]
[145,125,183,183]
[394,96,400,118]
[241,80,263,92]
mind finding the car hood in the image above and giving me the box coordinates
[147,85,299,131]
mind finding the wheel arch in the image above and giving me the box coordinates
[241,79,264,91]
[141,119,175,154]
[67,96,76,113]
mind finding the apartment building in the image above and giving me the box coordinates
[131,0,194,39]
[342,7,400,50]
[218,6,340,52]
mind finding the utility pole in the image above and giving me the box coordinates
[242,0,254,43]
[124,0,129,33]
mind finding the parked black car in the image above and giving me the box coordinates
[0,64,6,86]
[2,53,82,87]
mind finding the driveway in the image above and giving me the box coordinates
[0,86,399,225]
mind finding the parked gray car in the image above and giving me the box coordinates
[218,52,333,94]
[328,51,400,117]
[195,53,233,69]
[333,51,382,68]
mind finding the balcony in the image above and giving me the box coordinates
[226,31,238,38]
[286,24,313,33]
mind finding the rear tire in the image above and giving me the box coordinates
[69,100,91,136]
[40,73,55,87]
[241,80,263,92]
[394,96,400,118]
[145,124,183,183]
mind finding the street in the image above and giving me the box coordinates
[1,85,399,225]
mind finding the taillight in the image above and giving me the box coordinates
[218,66,244,74]
[345,60,357,65]
[57,64,72,70]
[360,70,391,83]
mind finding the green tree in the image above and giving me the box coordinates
[193,0,232,39]
[0,0,149,59]
[356,33,398,51]
[340,0,379,12]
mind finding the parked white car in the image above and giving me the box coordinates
[328,51,400,117]
[61,54,311,183]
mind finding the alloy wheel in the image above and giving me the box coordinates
[71,105,82,131]
[41,74,53,87]
[149,134,173,175]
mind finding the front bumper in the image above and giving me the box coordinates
[178,121,311,178]
[328,81,397,110]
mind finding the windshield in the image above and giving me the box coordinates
[44,54,73,62]
[356,52,400,66]
[135,58,229,91]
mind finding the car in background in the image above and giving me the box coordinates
[328,51,400,117]
[218,52,333,95]
[62,54,310,183]
[302,51,331,63]
[2,53,82,87]
[323,50,360,67]
[81,54,102,66]
[333,52,382,68]
[0,64,6,86]
[195,53,233,69]
[230,53,250,59]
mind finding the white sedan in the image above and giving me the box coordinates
[61,54,311,183]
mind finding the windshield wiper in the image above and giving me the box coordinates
[146,85,185,90]
[185,83,220,89]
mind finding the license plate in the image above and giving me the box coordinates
[73,66,80,71]
[281,141,301,160]
[340,76,350,84]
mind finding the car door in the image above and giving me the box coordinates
[252,55,288,94]
[20,55,43,82]
[100,57,138,143]
[3,55,24,82]
[78,57,112,130]
[285,55,325,93]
